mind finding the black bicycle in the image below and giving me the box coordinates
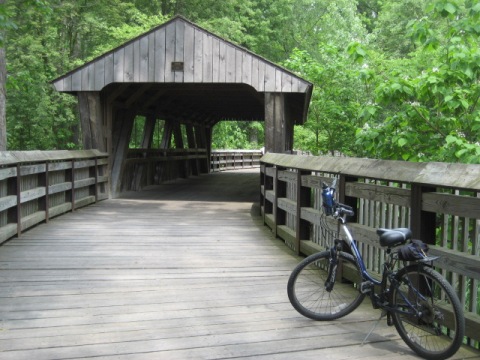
[287,179,465,360]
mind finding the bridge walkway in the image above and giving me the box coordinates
[0,169,478,359]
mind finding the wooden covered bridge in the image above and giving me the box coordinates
[1,15,480,360]
[51,16,312,197]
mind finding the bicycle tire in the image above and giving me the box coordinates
[287,250,365,321]
[390,264,465,360]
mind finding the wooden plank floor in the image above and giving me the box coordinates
[0,169,479,360]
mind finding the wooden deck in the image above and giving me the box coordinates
[0,169,478,360]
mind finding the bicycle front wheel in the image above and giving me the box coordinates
[391,264,465,360]
[287,250,365,321]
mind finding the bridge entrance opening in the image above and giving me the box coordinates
[52,16,312,196]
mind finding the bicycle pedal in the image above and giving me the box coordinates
[360,281,373,294]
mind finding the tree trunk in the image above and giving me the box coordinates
[0,0,5,150]
[0,45,6,150]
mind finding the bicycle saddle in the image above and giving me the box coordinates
[376,228,412,248]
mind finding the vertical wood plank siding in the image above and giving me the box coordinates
[260,153,480,345]
[0,151,109,244]
[52,17,311,94]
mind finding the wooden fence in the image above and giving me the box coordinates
[211,150,262,172]
[260,153,480,346]
[0,150,109,244]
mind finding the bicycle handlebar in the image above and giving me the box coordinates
[335,203,355,218]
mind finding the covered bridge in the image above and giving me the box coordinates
[51,16,313,196]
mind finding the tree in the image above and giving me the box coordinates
[372,0,429,58]
[1,0,52,150]
[284,47,363,155]
[355,0,480,163]
[0,0,13,150]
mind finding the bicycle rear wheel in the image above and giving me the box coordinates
[391,264,465,360]
[287,250,365,321]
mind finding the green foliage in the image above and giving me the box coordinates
[355,0,480,163]
[284,47,362,155]
[371,0,429,57]
[212,121,264,150]
[1,0,479,164]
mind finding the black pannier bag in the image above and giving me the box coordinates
[398,239,429,261]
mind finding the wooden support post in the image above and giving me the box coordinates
[411,184,437,244]
[71,159,76,211]
[274,166,287,239]
[15,164,21,237]
[78,92,106,151]
[204,126,213,173]
[186,125,199,176]
[339,175,358,223]
[264,93,294,153]
[44,162,50,222]
[110,110,135,197]
[172,122,187,179]
[296,170,311,255]
[263,165,274,224]
[94,158,99,203]
[161,120,174,149]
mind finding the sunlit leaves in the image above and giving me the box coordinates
[356,0,480,164]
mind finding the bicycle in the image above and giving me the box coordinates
[287,179,465,360]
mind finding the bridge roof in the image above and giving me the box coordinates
[51,16,313,124]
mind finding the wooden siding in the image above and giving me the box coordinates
[52,17,311,95]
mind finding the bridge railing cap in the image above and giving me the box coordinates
[260,153,480,191]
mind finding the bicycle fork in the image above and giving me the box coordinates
[325,247,339,292]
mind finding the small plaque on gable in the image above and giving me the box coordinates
[171,62,184,72]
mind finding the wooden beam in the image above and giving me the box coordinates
[161,120,174,149]
[78,92,106,152]
[110,110,135,197]
[264,93,293,154]
[171,122,187,178]
[186,124,199,176]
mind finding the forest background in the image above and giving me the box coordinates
[0,0,479,163]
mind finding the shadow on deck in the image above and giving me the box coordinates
[0,169,478,359]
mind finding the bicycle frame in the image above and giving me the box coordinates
[338,219,381,286]
[337,216,428,317]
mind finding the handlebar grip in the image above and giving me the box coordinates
[344,209,355,217]
[337,203,355,217]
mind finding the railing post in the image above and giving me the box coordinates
[45,162,50,222]
[15,164,21,237]
[71,159,76,211]
[274,166,286,238]
[410,183,436,244]
[94,157,99,203]
[339,175,358,223]
[262,163,274,225]
[295,170,311,255]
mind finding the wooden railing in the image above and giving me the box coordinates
[124,148,209,191]
[211,150,262,172]
[0,150,109,244]
[260,153,480,345]
[123,149,261,191]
